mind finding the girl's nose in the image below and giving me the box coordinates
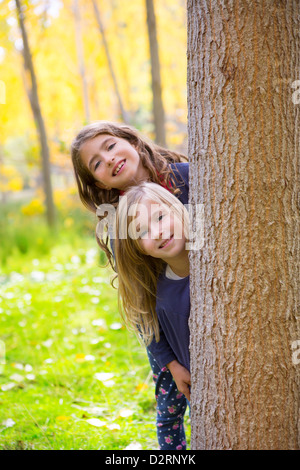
[106,154,115,166]
[152,227,162,239]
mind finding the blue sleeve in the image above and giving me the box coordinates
[147,321,177,369]
[170,162,189,205]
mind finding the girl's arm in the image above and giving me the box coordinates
[167,360,191,401]
[147,323,177,368]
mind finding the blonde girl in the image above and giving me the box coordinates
[114,182,191,449]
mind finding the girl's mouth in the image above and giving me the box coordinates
[113,160,126,176]
[159,235,174,249]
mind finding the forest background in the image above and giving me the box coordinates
[0,0,189,450]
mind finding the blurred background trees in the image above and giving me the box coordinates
[0,0,187,228]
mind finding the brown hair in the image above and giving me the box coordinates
[114,182,189,346]
[70,121,187,269]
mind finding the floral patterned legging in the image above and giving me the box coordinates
[147,351,188,450]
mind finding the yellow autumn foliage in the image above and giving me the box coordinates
[0,0,188,204]
[0,165,23,191]
[21,198,45,216]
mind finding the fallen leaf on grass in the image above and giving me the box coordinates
[94,372,115,387]
[88,407,106,416]
[92,319,106,328]
[26,374,36,381]
[136,383,148,391]
[109,322,123,330]
[75,353,85,363]
[94,372,114,382]
[84,355,95,361]
[9,374,24,382]
[56,416,71,422]
[75,354,96,363]
[106,423,121,431]
[2,419,15,428]
[119,409,134,418]
[124,442,142,450]
[103,380,115,387]
[71,404,106,417]
[85,418,106,427]
[44,358,54,364]
[11,363,23,370]
[1,383,16,391]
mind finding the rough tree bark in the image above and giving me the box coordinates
[188,0,300,449]
[15,0,55,227]
[145,0,166,146]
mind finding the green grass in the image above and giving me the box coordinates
[0,204,190,450]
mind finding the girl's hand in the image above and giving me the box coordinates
[166,360,191,401]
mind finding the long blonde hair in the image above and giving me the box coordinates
[70,121,187,270]
[114,182,189,345]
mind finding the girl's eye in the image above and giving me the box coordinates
[139,230,148,239]
[94,161,101,171]
[108,143,116,151]
[158,213,164,221]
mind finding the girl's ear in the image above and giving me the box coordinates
[95,181,111,190]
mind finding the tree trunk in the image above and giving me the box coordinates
[15,0,55,227]
[188,0,300,450]
[73,0,90,124]
[92,0,129,124]
[145,0,166,147]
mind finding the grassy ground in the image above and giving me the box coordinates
[0,202,190,450]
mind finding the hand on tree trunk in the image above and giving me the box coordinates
[167,360,191,401]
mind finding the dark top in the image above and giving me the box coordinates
[147,162,190,370]
[149,273,190,371]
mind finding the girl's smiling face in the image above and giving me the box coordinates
[80,134,149,190]
[134,198,187,262]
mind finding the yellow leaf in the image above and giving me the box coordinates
[8,177,22,191]
[75,353,85,363]
[136,383,148,391]
[21,199,44,216]
[56,416,71,422]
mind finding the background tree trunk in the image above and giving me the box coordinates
[15,0,55,227]
[145,0,166,146]
[92,0,129,124]
[188,0,300,450]
[72,0,91,124]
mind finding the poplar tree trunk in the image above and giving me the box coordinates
[73,0,90,124]
[92,0,129,124]
[15,0,55,227]
[188,0,300,450]
[145,0,166,146]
